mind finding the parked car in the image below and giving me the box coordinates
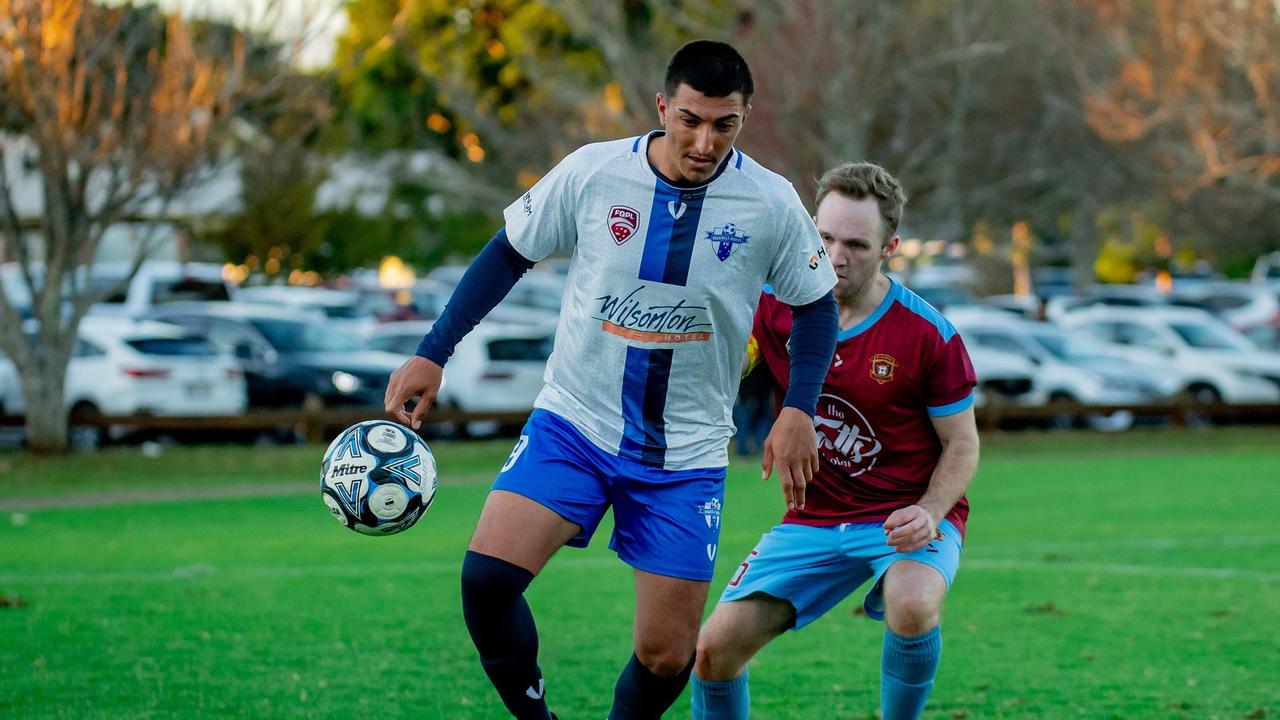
[1,316,247,447]
[1167,281,1280,350]
[410,278,557,326]
[426,265,566,317]
[367,320,552,429]
[233,286,381,334]
[952,311,1178,429]
[1043,284,1169,323]
[965,346,1038,408]
[1059,306,1280,404]
[88,261,233,317]
[0,352,19,415]
[148,302,404,409]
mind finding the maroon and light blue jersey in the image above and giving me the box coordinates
[750,280,977,536]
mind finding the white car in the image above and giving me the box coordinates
[0,354,18,415]
[367,320,552,432]
[233,286,379,334]
[87,261,234,318]
[965,346,1038,409]
[2,317,248,446]
[1168,281,1280,350]
[1058,307,1280,404]
[951,310,1179,406]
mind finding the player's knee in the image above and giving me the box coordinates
[460,550,533,609]
[693,633,735,681]
[885,595,941,636]
[635,639,695,678]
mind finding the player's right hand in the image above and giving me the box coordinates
[384,355,444,430]
[761,406,819,511]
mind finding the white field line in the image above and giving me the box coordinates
[3,544,1280,587]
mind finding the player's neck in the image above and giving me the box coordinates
[836,274,891,330]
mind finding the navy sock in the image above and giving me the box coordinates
[881,625,942,720]
[608,652,696,720]
[460,551,552,720]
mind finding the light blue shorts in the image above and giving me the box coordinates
[719,520,963,629]
[493,409,727,582]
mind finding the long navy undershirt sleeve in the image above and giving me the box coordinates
[783,290,838,415]
[415,228,534,365]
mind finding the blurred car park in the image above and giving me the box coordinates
[233,285,383,335]
[951,309,1177,430]
[0,316,247,448]
[1058,306,1280,405]
[966,345,1038,410]
[148,302,404,409]
[1166,281,1280,351]
[1043,284,1168,322]
[367,319,553,436]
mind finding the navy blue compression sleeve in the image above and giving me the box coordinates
[783,290,838,415]
[415,228,534,365]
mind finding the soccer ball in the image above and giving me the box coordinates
[320,420,438,536]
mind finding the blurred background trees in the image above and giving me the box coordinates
[3,0,1279,450]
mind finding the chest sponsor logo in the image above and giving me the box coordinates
[870,353,897,384]
[814,393,881,477]
[706,222,750,261]
[608,204,640,245]
[592,286,713,343]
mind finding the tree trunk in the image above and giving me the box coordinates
[1070,196,1099,292]
[20,362,70,454]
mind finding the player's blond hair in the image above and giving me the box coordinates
[814,162,907,245]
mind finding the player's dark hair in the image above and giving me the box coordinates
[815,162,908,244]
[664,40,754,101]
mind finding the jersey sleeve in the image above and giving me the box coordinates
[749,291,792,388]
[501,147,585,261]
[925,332,979,417]
[764,183,837,306]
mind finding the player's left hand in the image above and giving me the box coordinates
[883,505,941,554]
[761,407,819,511]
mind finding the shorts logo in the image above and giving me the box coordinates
[608,204,639,245]
[870,353,897,384]
[706,223,750,261]
[697,498,722,529]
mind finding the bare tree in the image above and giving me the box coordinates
[0,0,245,452]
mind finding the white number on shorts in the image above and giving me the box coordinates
[501,434,530,473]
[728,549,759,588]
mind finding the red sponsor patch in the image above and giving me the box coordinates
[608,205,639,245]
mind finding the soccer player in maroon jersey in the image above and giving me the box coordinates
[690,162,981,720]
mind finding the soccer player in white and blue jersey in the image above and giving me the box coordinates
[385,41,838,719]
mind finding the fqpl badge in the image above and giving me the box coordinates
[706,223,749,261]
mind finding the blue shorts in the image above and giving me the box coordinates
[720,520,963,629]
[493,409,727,582]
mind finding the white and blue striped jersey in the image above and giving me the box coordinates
[503,131,836,470]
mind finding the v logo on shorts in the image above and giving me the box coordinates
[526,679,545,700]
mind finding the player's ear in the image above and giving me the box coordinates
[655,92,668,126]
[881,234,901,259]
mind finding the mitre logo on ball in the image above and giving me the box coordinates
[608,205,640,245]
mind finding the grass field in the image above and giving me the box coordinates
[2,427,1278,719]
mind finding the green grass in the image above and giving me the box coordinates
[1,427,1278,719]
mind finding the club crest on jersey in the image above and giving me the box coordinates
[870,353,898,384]
[706,223,750,261]
[608,204,639,245]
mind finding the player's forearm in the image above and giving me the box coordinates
[918,434,979,522]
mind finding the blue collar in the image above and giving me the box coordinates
[837,279,900,341]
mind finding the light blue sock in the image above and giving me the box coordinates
[881,625,941,720]
[691,669,750,720]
